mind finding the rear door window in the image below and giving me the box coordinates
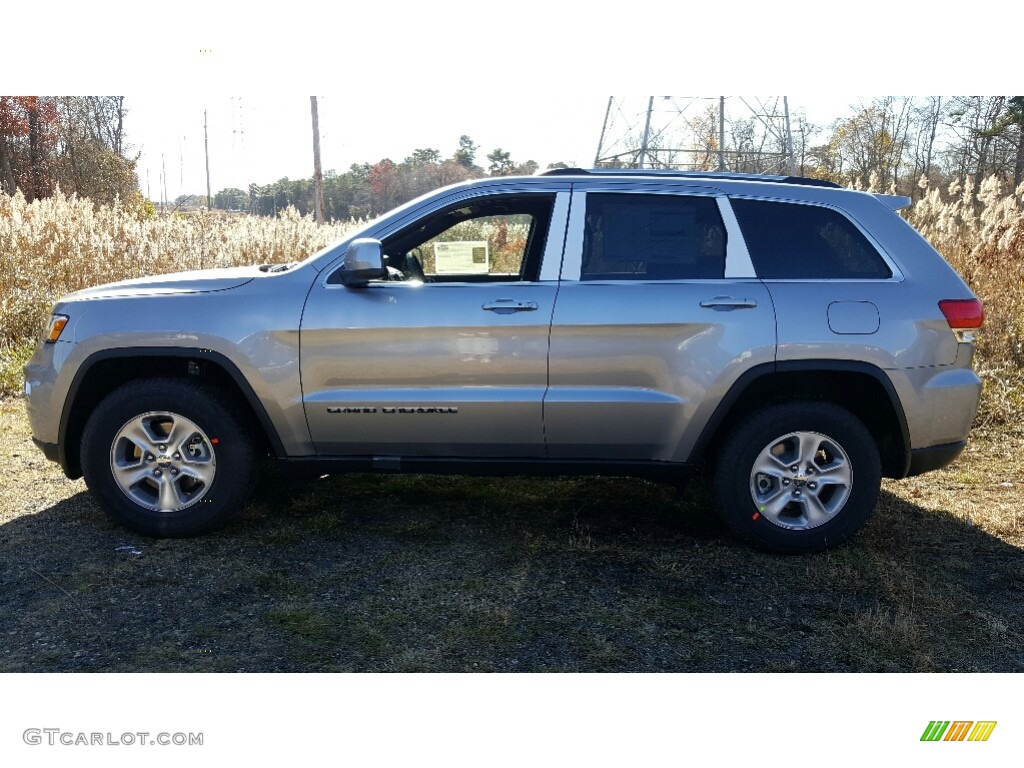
[581,193,726,280]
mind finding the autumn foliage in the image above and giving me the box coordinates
[0,97,60,201]
[0,96,139,208]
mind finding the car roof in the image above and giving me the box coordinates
[537,167,842,188]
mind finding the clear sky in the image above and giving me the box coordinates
[128,94,856,200]
[5,1,1014,203]
[127,93,610,199]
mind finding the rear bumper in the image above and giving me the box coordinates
[905,440,967,477]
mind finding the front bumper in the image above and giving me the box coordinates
[30,437,79,479]
[32,437,61,464]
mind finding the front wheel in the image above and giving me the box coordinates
[80,378,257,537]
[712,402,881,553]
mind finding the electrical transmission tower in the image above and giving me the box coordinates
[594,96,797,175]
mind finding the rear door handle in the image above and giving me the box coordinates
[699,296,758,311]
[483,299,539,314]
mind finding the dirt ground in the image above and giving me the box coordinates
[1,399,1021,672]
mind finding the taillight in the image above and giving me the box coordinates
[939,299,984,330]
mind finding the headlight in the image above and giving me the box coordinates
[44,314,69,343]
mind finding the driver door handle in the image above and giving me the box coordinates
[699,296,758,311]
[483,299,539,314]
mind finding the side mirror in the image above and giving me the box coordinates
[340,238,387,286]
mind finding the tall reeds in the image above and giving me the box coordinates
[2,181,1021,424]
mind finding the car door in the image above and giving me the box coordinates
[300,189,569,457]
[545,183,776,462]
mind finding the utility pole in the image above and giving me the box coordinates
[310,96,325,225]
[204,110,212,211]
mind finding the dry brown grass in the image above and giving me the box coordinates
[907,177,1024,426]
[0,189,361,345]
[1,399,1020,672]
[2,181,1023,420]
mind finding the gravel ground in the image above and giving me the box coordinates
[1,400,1022,672]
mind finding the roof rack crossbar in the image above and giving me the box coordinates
[538,167,840,188]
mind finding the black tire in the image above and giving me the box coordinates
[80,377,257,537]
[712,402,881,554]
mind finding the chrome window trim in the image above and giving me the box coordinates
[716,196,756,278]
[539,191,570,282]
[560,188,586,281]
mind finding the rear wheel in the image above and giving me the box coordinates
[712,402,881,553]
[81,378,257,537]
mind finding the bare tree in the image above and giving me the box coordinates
[905,97,945,196]
[85,97,126,155]
[808,98,914,192]
[943,96,1008,185]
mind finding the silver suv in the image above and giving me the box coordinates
[24,169,984,552]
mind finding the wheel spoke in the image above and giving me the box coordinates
[753,481,786,505]
[144,416,173,446]
[178,461,215,486]
[155,475,185,511]
[752,454,790,476]
[816,461,851,485]
[798,434,823,469]
[813,477,852,515]
[814,475,851,491]
[113,462,151,488]
[121,420,156,453]
[162,417,192,455]
[801,493,832,527]
[760,491,793,521]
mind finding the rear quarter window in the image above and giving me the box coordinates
[731,198,892,280]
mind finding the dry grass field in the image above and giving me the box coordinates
[1,400,1022,673]
[2,180,1022,421]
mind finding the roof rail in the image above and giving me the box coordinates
[537,167,841,188]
